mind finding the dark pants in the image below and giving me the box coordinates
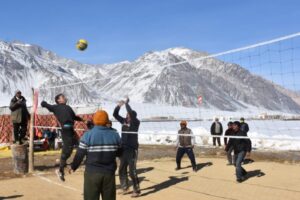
[60,127,76,175]
[224,137,228,146]
[227,146,235,164]
[13,122,27,143]
[234,151,247,179]
[119,148,140,193]
[212,136,221,146]
[176,147,196,169]
[84,171,116,200]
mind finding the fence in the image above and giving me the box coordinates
[0,114,93,143]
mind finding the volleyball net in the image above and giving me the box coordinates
[3,32,300,150]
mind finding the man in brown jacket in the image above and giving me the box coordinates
[175,121,197,172]
[9,90,30,144]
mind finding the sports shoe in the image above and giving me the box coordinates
[118,188,129,195]
[236,177,246,183]
[175,167,181,171]
[131,191,141,198]
[55,169,65,182]
[193,166,197,172]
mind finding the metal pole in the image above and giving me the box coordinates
[28,88,35,173]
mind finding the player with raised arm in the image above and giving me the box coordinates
[113,97,141,197]
[41,93,84,181]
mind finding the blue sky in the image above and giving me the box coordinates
[0,0,299,65]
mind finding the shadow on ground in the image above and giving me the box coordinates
[0,195,23,200]
[137,167,154,175]
[196,162,213,171]
[179,162,213,172]
[35,164,58,171]
[140,176,189,197]
[246,169,266,180]
[116,176,147,190]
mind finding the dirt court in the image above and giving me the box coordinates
[1,155,300,200]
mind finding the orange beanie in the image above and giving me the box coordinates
[180,120,187,125]
[93,110,109,126]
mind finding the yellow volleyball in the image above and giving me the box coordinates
[76,39,88,51]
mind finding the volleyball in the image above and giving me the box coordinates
[76,39,88,51]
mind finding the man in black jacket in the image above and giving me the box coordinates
[224,122,235,165]
[9,90,30,144]
[210,118,223,146]
[225,121,252,182]
[240,117,249,135]
[113,98,140,197]
[41,94,83,182]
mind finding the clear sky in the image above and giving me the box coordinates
[0,0,299,65]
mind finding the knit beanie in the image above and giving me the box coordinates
[93,110,109,126]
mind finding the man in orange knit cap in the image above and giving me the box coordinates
[176,120,197,172]
[70,110,121,200]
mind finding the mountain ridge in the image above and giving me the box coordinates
[0,41,299,113]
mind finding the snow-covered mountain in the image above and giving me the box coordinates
[0,41,299,113]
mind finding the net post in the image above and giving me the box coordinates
[28,88,35,173]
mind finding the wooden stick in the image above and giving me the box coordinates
[28,88,35,173]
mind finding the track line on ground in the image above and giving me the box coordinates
[33,173,81,193]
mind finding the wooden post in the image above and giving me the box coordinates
[28,88,35,173]
[11,144,28,174]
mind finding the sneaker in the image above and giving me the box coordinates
[55,169,65,182]
[192,166,197,172]
[118,188,129,195]
[131,192,141,198]
[236,177,246,183]
[175,167,181,171]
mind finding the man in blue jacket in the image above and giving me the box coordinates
[70,110,121,200]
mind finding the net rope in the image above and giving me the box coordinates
[32,32,300,150]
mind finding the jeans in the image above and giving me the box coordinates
[227,146,235,164]
[213,137,221,146]
[13,122,28,143]
[234,151,247,179]
[84,171,116,200]
[59,127,76,175]
[119,148,140,193]
[176,147,196,169]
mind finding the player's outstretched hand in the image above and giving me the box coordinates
[125,97,130,104]
[118,100,125,107]
[41,101,47,107]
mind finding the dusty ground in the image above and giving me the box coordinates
[1,145,300,200]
